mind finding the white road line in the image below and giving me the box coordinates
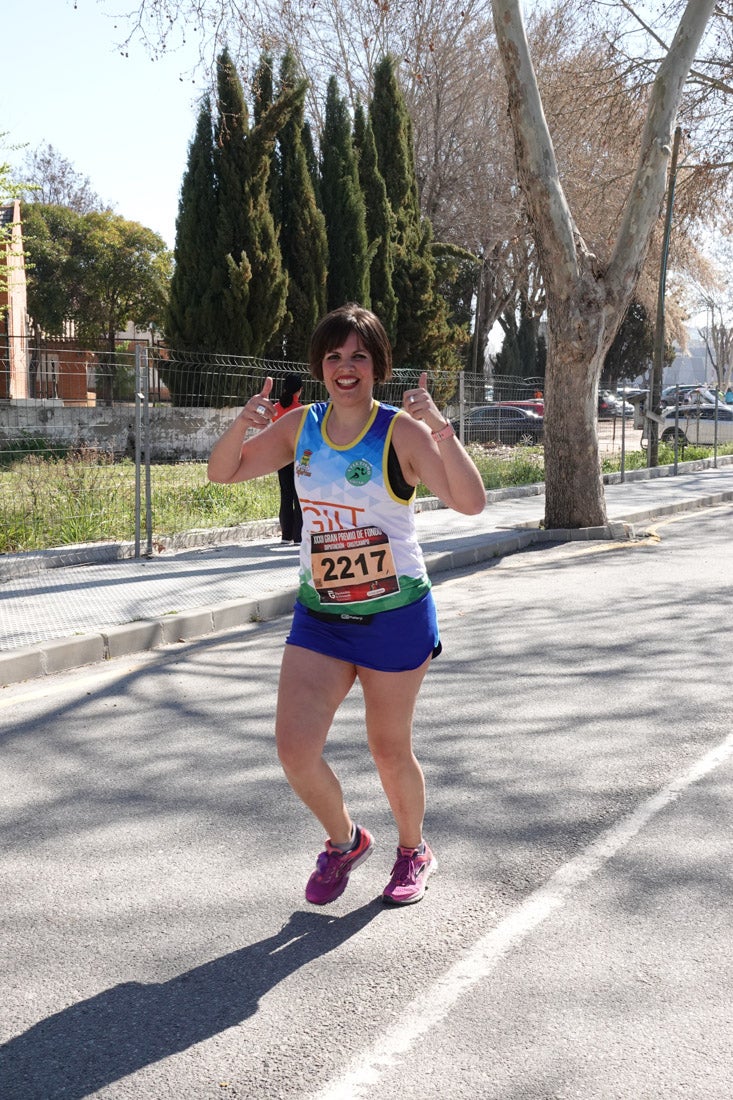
[311,730,733,1100]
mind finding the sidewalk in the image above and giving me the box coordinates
[2,456,732,687]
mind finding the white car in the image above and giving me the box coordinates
[660,404,733,446]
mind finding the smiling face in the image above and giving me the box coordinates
[308,304,393,383]
[321,331,375,405]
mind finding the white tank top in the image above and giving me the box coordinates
[293,401,430,615]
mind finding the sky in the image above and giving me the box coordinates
[4,0,207,249]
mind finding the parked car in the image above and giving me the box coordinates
[452,405,544,445]
[660,404,733,447]
[598,391,626,419]
[617,386,647,401]
[660,384,722,408]
[495,398,545,416]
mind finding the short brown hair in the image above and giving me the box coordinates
[308,304,393,383]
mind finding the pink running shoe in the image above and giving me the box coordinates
[305,826,375,905]
[382,842,437,905]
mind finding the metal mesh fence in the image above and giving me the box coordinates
[1,336,552,556]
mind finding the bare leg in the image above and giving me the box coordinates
[275,644,357,844]
[358,656,431,850]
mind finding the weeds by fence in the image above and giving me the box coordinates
[1,338,557,555]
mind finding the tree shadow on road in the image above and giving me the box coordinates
[0,901,382,1100]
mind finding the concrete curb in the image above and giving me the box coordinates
[2,455,726,686]
[0,485,546,583]
[3,454,731,584]
[5,481,733,688]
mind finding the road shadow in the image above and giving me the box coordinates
[1,902,382,1100]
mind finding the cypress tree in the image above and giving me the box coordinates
[243,65,307,359]
[302,121,321,206]
[369,56,461,381]
[603,299,654,387]
[165,96,218,396]
[252,51,279,226]
[320,77,369,311]
[353,102,397,340]
[270,49,328,359]
[252,51,274,127]
[209,48,256,360]
[210,48,302,367]
[369,58,420,234]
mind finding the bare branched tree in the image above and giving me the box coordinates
[491,0,716,526]
[17,143,108,213]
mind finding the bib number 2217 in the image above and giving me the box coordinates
[311,526,400,604]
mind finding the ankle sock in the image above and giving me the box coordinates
[332,825,357,853]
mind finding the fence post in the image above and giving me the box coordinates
[143,347,153,555]
[459,371,465,443]
[134,345,142,558]
[620,386,627,483]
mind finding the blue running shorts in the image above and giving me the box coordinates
[285,590,441,672]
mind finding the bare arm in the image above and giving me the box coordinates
[393,372,486,516]
[207,377,300,484]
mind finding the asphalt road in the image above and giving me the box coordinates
[2,503,732,1099]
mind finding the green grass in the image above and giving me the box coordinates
[1,440,731,554]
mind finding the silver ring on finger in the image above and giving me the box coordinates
[256,405,266,416]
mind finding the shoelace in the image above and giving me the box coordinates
[391,854,418,884]
[315,847,349,881]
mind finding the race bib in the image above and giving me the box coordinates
[311,526,400,604]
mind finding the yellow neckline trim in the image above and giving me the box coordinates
[322,401,378,450]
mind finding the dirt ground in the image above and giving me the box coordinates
[597,418,643,453]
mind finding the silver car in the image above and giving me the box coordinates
[660,404,733,447]
[453,405,544,445]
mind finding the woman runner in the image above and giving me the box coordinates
[208,304,485,905]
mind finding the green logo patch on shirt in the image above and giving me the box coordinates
[345,459,373,486]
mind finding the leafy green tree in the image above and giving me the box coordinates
[20,203,87,333]
[23,203,171,403]
[320,76,369,311]
[353,102,397,340]
[24,205,171,346]
[91,216,169,347]
[77,212,171,403]
[270,50,328,359]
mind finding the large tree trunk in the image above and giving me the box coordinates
[491,0,717,529]
[545,276,610,528]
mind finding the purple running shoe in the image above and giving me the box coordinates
[305,826,375,905]
[382,842,437,905]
